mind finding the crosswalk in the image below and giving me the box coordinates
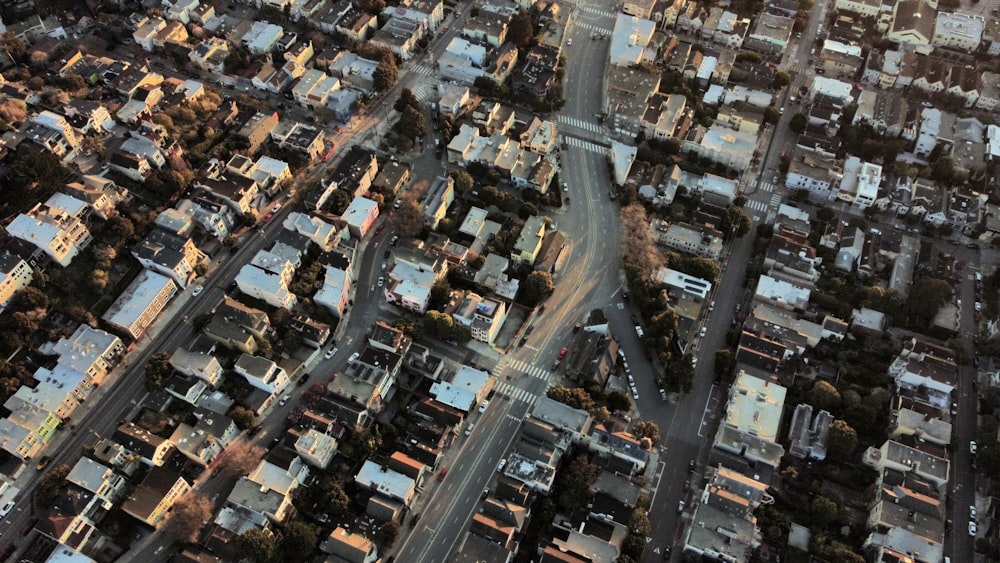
[580,5,616,18]
[494,380,539,405]
[503,358,554,383]
[575,21,613,35]
[562,135,608,154]
[558,115,603,135]
[411,82,436,102]
[407,63,437,78]
[758,181,776,193]
[745,194,784,212]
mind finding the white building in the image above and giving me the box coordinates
[234,353,290,394]
[102,270,177,339]
[6,197,93,267]
[838,157,882,208]
[932,12,985,52]
[242,21,284,55]
[609,14,657,67]
[314,265,350,318]
[235,254,298,310]
[713,371,787,468]
[0,251,33,311]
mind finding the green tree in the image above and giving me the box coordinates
[546,386,595,411]
[229,406,258,431]
[518,202,539,219]
[810,495,840,526]
[763,106,779,125]
[908,278,953,319]
[397,105,426,140]
[507,12,534,47]
[773,71,791,89]
[423,310,455,339]
[35,464,71,508]
[10,286,48,312]
[555,454,598,509]
[789,113,808,134]
[144,352,173,391]
[519,271,555,306]
[392,197,426,238]
[679,256,721,282]
[7,150,71,212]
[827,419,858,461]
[237,528,278,563]
[376,520,400,547]
[721,206,752,238]
[714,349,734,377]
[806,380,842,413]
[102,216,136,247]
[281,521,318,560]
[393,88,419,112]
[448,169,474,194]
[631,421,661,445]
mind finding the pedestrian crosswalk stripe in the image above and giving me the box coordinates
[770,194,783,206]
[746,199,768,212]
[575,21,613,35]
[495,381,540,404]
[558,115,603,135]
[407,64,436,77]
[561,135,607,155]
[580,6,616,18]
[506,359,553,382]
[759,182,774,193]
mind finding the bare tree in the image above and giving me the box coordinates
[216,441,264,478]
[163,492,213,542]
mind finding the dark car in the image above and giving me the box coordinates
[35,456,51,471]
[688,459,696,472]
[967,243,980,249]
[519,337,527,347]
[621,292,630,302]
[297,373,310,386]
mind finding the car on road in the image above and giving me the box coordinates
[688,459,696,472]
[191,285,204,297]
[630,388,639,400]
[699,327,707,337]
[559,347,568,359]
[967,243,980,249]
[635,325,644,338]
[659,388,668,401]
[378,277,385,287]
[349,352,360,364]
[36,456,51,471]
[970,441,978,454]
[272,204,281,213]
[0,501,14,517]
[691,357,698,367]
[479,400,489,413]
[567,38,572,45]
[497,458,507,472]
[709,300,715,312]
[325,348,337,360]
[970,505,977,519]
[279,394,291,406]
[677,501,685,513]
[969,521,978,536]
[389,235,400,247]
[297,373,310,386]
[465,423,474,436]
[519,337,527,347]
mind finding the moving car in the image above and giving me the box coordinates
[378,277,385,287]
[699,327,707,337]
[465,424,474,436]
[478,400,489,413]
[0,501,14,517]
[191,285,203,297]
[969,521,977,536]
[559,347,568,359]
[497,458,507,472]
[677,501,685,513]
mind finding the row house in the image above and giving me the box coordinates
[0,251,33,312]
[63,175,128,221]
[131,228,206,289]
[6,193,93,267]
[235,250,299,310]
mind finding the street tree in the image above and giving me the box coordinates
[144,352,173,391]
[394,88,419,112]
[773,71,791,89]
[229,406,258,431]
[35,464,70,508]
[164,492,213,542]
[217,441,264,478]
[281,521,318,560]
[810,495,840,526]
[376,521,400,547]
[392,197,426,238]
[556,454,598,509]
[721,206,752,238]
[546,386,595,411]
[789,113,808,134]
[423,310,455,339]
[679,256,721,282]
[519,271,554,306]
[397,105,426,140]
[714,349,734,377]
[631,421,661,445]
[448,169,474,194]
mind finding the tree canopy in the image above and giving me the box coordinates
[907,278,953,319]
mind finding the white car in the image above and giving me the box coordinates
[699,327,707,338]
[465,423,475,436]
[0,500,14,517]
[631,388,639,400]
[969,521,977,536]
[378,277,385,287]
[970,505,977,519]
[635,325,644,338]
[677,501,685,513]
[349,352,360,364]
[279,394,291,406]
[479,400,489,413]
[970,441,978,455]
[325,347,337,360]
[191,285,204,297]
[272,204,281,213]
[497,458,507,472]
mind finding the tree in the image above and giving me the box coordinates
[0,97,28,125]
[423,310,455,339]
[376,520,400,547]
[810,495,840,526]
[144,351,173,391]
[806,380,841,412]
[394,88,419,112]
[397,105,426,140]
[789,113,808,134]
[555,454,598,509]
[10,286,48,313]
[163,492,213,542]
[517,202,539,219]
[721,206,752,238]
[0,32,26,62]
[281,521,318,560]
[90,269,109,291]
[679,256,721,282]
[631,421,661,445]
[908,278,953,319]
[393,197,426,237]
[102,216,136,247]
[507,12,534,47]
[827,419,858,460]
[448,169,474,194]
[8,150,71,212]
[519,271,555,306]
[763,106,779,125]
[546,386,595,411]
[237,528,278,563]
[229,406,258,431]
[714,349,734,377]
[217,441,264,478]
[36,464,71,508]
[773,71,791,89]
[372,53,398,92]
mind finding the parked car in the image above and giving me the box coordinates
[969,521,977,536]
[558,347,568,359]
[970,441,978,455]
[478,400,489,413]
[497,458,507,473]
[0,501,14,517]
[465,424,474,436]
[677,501,685,513]
[35,456,51,471]
[325,348,337,360]
[348,352,360,364]
[191,285,203,297]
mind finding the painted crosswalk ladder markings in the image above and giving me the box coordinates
[580,6,616,18]
[558,115,603,135]
[575,21,613,35]
[495,381,539,405]
[561,135,607,154]
[506,358,553,382]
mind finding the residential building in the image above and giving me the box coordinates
[355,459,417,507]
[122,467,191,527]
[286,316,331,349]
[236,111,279,155]
[838,156,882,208]
[0,398,61,459]
[887,0,936,52]
[63,175,128,220]
[321,527,379,563]
[291,427,338,469]
[234,353,290,394]
[235,252,298,310]
[315,263,351,318]
[835,0,881,17]
[452,293,508,344]
[101,270,177,340]
[67,456,129,505]
[656,222,724,260]
[47,324,126,387]
[385,252,448,313]
[686,124,755,170]
[932,12,985,51]
[242,21,284,55]
[0,251,33,311]
[169,348,224,387]
[713,371,787,469]
[609,14,657,67]
[511,216,548,266]
[341,196,380,239]
[189,37,229,73]
[6,196,93,267]
[248,450,310,496]
[422,176,455,229]
[113,423,174,466]
[683,467,768,563]
[787,404,835,460]
[169,408,239,465]
[203,298,271,354]
[131,229,206,289]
